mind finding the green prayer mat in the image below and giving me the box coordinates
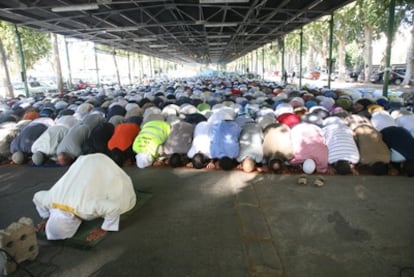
[37,191,153,249]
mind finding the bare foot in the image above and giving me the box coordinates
[350,164,359,176]
[86,228,107,242]
[256,166,265,173]
[36,218,48,232]
[389,168,400,176]
[152,160,164,167]
[185,161,193,168]
[326,166,336,175]
[206,161,216,169]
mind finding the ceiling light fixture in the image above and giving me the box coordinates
[133,38,157,42]
[204,22,238,27]
[105,26,139,32]
[149,44,168,48]
[208,35,231,39]
[51,4,99,12]
[208,42,227,46]
[200,0,249,3]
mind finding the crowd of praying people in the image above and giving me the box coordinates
[1,74,414,181]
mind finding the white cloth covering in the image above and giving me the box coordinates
[370,111,397,132]
[187,121,213,159]
[135,152,154,168]
[33,153,136,239]
[45,209,81,240]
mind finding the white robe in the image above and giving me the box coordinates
[33,153,136,231]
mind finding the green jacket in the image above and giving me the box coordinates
[132,120,171,157]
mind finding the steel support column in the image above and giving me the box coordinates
[94,45,100,87]
[64,37,73,90]
[328,13,334,89]
[383,0,396,97]
[14,25,28,97]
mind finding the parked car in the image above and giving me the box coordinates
[13,81,50,97]
[370,68,406,85]
[345,71,360,82]
[303,71,321,80]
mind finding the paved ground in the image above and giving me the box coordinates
[1,165,414,277]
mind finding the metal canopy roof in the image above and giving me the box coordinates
[0,0,353,64]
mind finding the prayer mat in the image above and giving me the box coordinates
[37,190,152,249]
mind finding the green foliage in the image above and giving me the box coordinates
[346,41,364,68]
[0,21,51,69]
[18,26,51,68]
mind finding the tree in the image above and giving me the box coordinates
[333,3,360,81]
[0,37,13,97]
[355,0,390,82]
[284,30,302,72]
[51,33,63,92]
[400,3,414,86]
[303,18,332,71]
[0,21,51,97]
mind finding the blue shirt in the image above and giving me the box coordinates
[210,120,241,159]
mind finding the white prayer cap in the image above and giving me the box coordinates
[32,152,44,166]
[135,153,154,169]
[12,151,24,164]
[45,209,81,240]
[303,159,316,174]
[274,103,293,117]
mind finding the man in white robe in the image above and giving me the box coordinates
[31,115,79,165]
[33,153,136,240]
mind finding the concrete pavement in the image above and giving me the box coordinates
[1,165,414,277]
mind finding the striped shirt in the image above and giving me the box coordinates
[323,120,360,164]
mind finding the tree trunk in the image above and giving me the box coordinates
[321,35,329,66]
[0,37,14,98]
[306,38,316,71]
[364,25,374,83]
[402,24,414,86]
[337,37,347,81]
[52,33,64,92]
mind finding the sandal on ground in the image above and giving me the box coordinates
[313,176,325,187]
[297,174,308,185]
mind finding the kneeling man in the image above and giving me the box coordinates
[33,153,136,240]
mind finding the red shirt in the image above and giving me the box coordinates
[277,113,301,128]
[108,123,140,151]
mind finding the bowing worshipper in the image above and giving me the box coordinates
[107,121,140,166]
[82,122,115,155]
[33,153,136,241]
[262,123,294,173]
[10,117,54,164]
[322,116,360,175]
[161,116,194,168]
[392,110,414,138]
[345,114,391,175]
[236,119,264,173]
[0,120,20,163]
[55,113,105,166]
[31,115,79,165]
[380,125,414,177]
[289,122,328,174]
[132,119,171,169]
[186,120,214,169]
[208,116,242,170]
